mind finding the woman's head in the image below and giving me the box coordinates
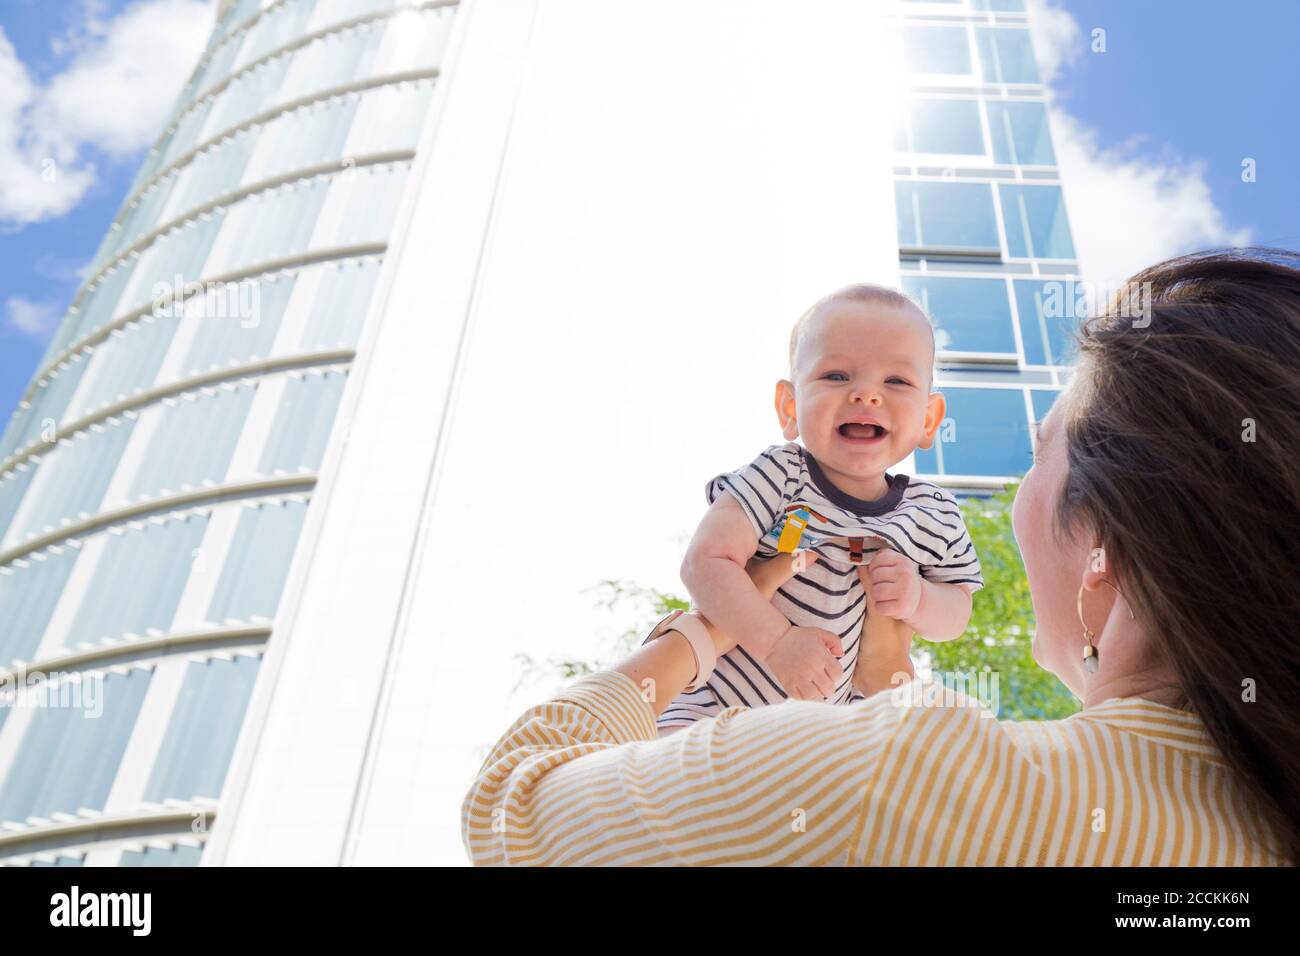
[1013,246,1300,864]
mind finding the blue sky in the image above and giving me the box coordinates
[1042,0,1300,253]
[0,0,214,428]
[1,0,1297,429]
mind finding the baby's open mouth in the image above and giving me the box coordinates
[839,422,887,439]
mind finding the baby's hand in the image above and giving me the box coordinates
[767,626,844,701]
[866,548,922,621]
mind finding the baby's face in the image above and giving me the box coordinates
[779,299,941,486]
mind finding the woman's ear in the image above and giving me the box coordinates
[774,379,799,440]
[1081,545,1109,591]
[917,390,947,449]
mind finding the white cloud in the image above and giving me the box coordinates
[1026,0,1250,287]
[5,296,62,341]
[0,0,217,225]
[48,0,114,61]
[1047,109,1251,287]
[1024,0,1081,84]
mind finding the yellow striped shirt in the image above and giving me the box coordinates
[461,670,1287,865]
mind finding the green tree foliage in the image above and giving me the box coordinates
[923,481,1079,721]
[516,481,1079,721]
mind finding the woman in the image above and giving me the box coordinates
[461,247,1300,866]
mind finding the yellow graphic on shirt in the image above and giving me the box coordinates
[772,503,881,565]
[774,503,827,553]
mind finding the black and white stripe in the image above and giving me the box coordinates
[658,441,983,732]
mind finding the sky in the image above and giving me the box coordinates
[0,0,1297,423]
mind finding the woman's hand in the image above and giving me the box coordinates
[749,547,816,602]
[854,561,917,697]
[617,550,818,718]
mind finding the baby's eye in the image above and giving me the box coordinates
[887,377,911,386]
[824,372,848,382]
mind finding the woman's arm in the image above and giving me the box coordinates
[614,550,803,718]
[854,563,918,697]
[461,551,899,865]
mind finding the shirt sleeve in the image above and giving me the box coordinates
[704,443,799,542]
[917,487,984,593]
[460,669,904,865]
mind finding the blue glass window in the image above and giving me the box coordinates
[897,181,1001,254]
[901,99,984,155]
[205,500,308,624]
[217,179,329,274]
[0,545,81,670]
[903,24,971,75]
[259,371,347,475]
[914,387,1032,477]
[999,185,1075,259]
[1030,389,1060,425]
[65,514,210,648]
[120,844,203,866]
[0,465,37,545]
[73,315,180,420]
[9,418,136,542]
[976,27,1040,84]
[328,165,410,247]
[901,276,1016,354]
[182,275,294,376]
[143,655,261,804]
[61,262,136,349]
[127,385,255,502]
[0,356,89,463]
[2,351,94,464]
[299,259,382,350]
[1014,279,1081,365]
[972,0,1026,11]
[987,101,1055,166]
[0,669,152,825]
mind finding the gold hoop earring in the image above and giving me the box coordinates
[1077,579,1134,674]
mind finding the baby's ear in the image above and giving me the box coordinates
[774,379,799,440]
[917,391,946,450]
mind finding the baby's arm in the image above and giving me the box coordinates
[683,494,846,699]
[865,548,973,642]
[679,494,793,660]
[906,579,974,642]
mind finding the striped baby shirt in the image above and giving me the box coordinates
[657,441,983,731]
[461,670,1289,866]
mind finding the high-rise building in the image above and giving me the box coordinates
[896,0,1077,488]
[0,0,1075,865]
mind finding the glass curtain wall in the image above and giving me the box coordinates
[894,0,1080,491]
[0,0,461,867]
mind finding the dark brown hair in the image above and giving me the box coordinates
[1056,246,1300,865]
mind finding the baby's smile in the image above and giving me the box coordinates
[836,415,889,444]
[780,292,941,501]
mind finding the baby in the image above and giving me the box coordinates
[657,283,983,734]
